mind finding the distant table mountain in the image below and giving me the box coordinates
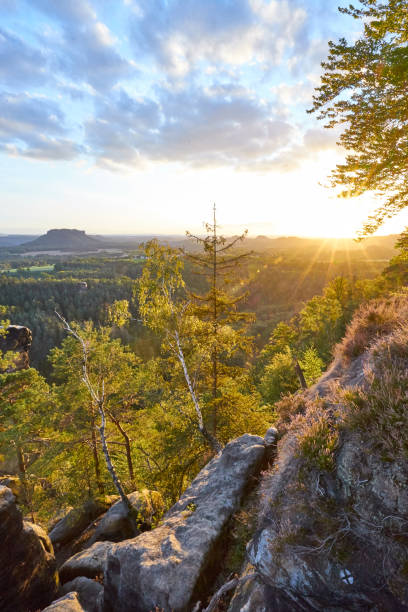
[21,229,102,251]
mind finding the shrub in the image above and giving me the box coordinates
[340,324,408,461]
[274,393,307,433]
[337,295,408,361]
[297,416,338,472]
[259,347,299,404]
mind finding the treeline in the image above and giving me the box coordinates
[0,277,136,371]
[0,246,389,372]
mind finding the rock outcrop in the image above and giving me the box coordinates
[42,592,85,611]
[61,577,103,612]
[0,485,58,612]
[50,498,113,548]
[55,490,164,577]
[0,324,32,371]
[103,434,267,612]
[0,474,22,498]
[88,490,163,545]
[231,298,408,611]
[60,541,113,583]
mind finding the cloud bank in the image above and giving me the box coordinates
[0,0,341,168]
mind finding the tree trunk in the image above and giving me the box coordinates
[108,413,135,488]
[294,359,308,390]
[16,445,35,523]
[212,346,218,435]
[175,331,222,454]
[212,203,218,436]
[98,401,138,533]
[90,406,104,494]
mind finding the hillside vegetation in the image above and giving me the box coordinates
[0,228,406,531]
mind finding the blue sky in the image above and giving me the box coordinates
[1,0,405,236]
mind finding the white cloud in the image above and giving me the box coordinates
[130,0,308,78]
[29,0,134,91]
[0,92,80,160]
[84,85,294,169]
[0,29,48,87]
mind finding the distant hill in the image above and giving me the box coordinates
[22,229,102,251]
[0,235,39,247]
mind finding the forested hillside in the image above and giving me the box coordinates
[0,227,405,527]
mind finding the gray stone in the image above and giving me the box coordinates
[50,498,112,547]
[0,325,32,371]
[0,475,22,499]
[60,541,112,583]
[0,486,58,612]
[228,564,267,612]
[89,490,163,545]
[61,577,103,612]
[42,592,85,611]
[103,434,266,612]
[228,564,303,612]
[264,426,278,446]
[239,337,408,611]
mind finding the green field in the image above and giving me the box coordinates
[1,264,55,275]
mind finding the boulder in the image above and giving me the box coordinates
[103,434,266,612]
[0,485,58,612]
[50,498,113,547]
[60,541,112,583]
[61,577,103,612]
[88,489,163,545]
[264,426,278,446]
[42,592,85,611]
[0,474,22,499]
[228,564,299,612]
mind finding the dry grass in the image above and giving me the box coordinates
[336,294,408,362]
[273,392,308,434]
[339,324,408,461]
[288,399,338,472]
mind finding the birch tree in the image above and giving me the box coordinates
[138,241,222,454]
[55,313,138,531]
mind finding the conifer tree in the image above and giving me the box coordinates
[184,205,254,434]
[138,240,222,453]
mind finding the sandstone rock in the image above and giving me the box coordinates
[50,498,113,547]
[228,564,267,612]
[42,592,85,611]
[236,339,408,610]
[60,541,112,583]
[0,325,32,371]
[264,426,278,446]
[228,564,301,612]
[61,577,103,612]
[88,489,163,545]
[48,506,74,533]
[0,485,58,612]
[0,474,22,499]
[103,434,266,612]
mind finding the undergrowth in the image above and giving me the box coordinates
[339,325,408,462]
[337,294,408,362]
[297,416,338,472]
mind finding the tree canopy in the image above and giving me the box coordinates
[309,0,408,235]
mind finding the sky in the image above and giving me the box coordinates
[1,0,407,237]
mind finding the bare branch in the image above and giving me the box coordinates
[55,311,138,532]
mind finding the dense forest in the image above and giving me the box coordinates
[0,225,407,525]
